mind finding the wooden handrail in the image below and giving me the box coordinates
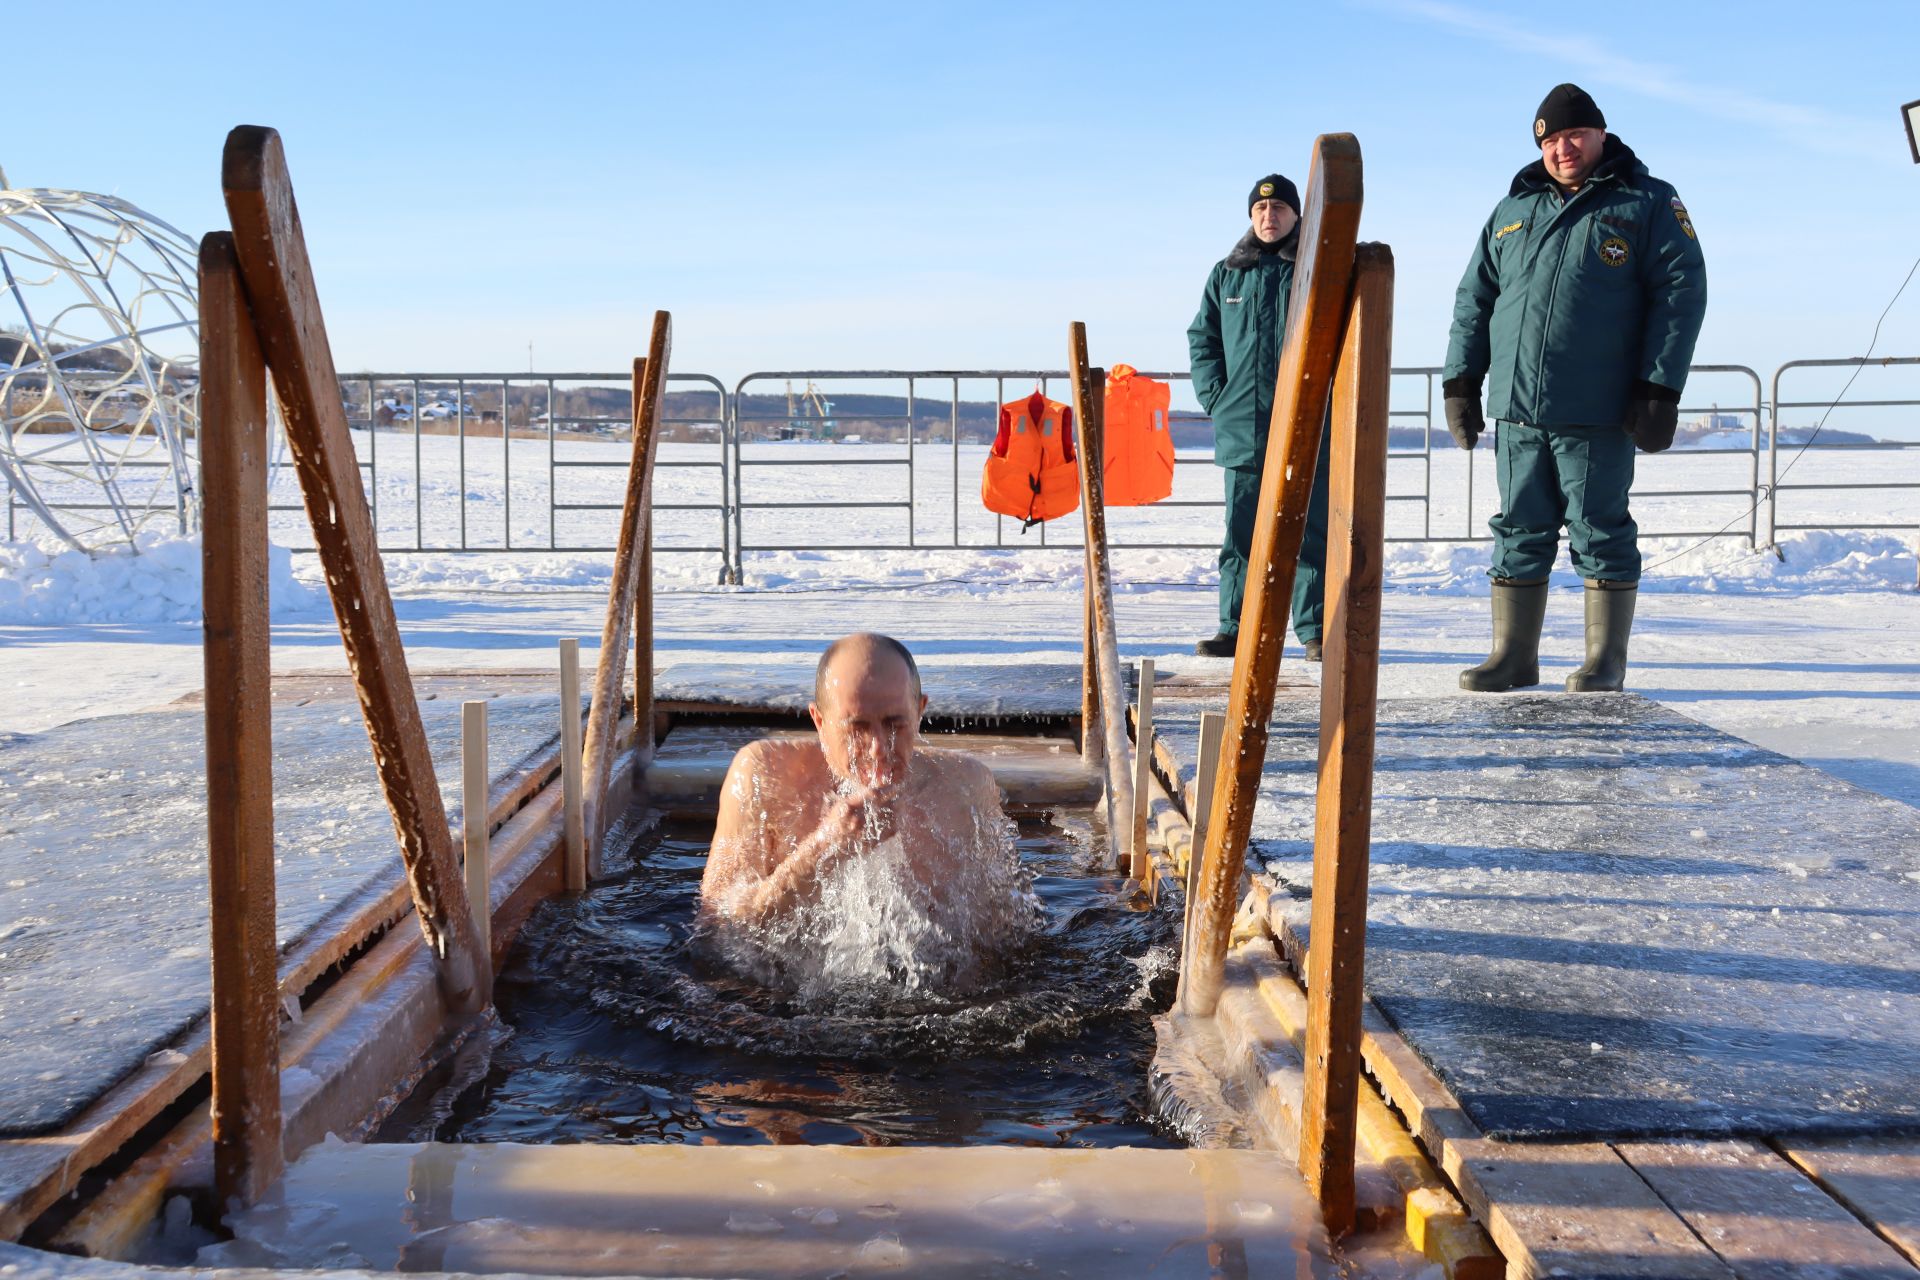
[1180,134,1363,1017]
[1069,325,1135,873]
[585,319,672,869]
[221,125,489,1013]
[1299,242,1395,1235]
[198,230,284,1209]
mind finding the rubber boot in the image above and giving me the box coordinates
[1565,581,1637,692]
[1459,579,1548,692]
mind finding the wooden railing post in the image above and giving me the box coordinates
[199,230,283,1209]
[1070,330,1134,871]
[221,125,488,1014]
[462,700,491,964]
[1130,658,1156,881]
[585,323,671,869]
[560,638,586,894]
[1181,135,1363,1017]
[1300,244,1394,1234]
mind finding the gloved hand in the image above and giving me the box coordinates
[1441,377,1484,450]
[1624,380,1680,453]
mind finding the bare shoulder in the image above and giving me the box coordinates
[720,736,823,806]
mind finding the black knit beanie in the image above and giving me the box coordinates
[1533,83,1606,144]
[1247,173,1301,216]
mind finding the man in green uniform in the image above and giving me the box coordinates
[1445,84,1707,692]
[1187,173,1328,661]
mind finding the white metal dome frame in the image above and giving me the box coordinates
[1,183,204,552]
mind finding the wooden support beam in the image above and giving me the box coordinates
[462,700,491,964]
[220,125,487,1013]
[1181,133,1363,1017]
[1182,716,1227,995]
[1130,659,1156,882]
[1081,562,1101,767]
[1298,242,1395,1236]
[560,638,586,893]
[197,230,284,1210]
[1069,328,1133,870]
[585,324,671,868]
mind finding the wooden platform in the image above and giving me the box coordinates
[1152,694,1920,1278]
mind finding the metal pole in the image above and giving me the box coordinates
[457,377,467,550]
[412,377,423,551]
[906,376,916,547]
[952,375,960,547]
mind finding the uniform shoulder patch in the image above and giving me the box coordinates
[1598,236,1630,268]
[1670,195,1697,240]
[1494,220,1524,240]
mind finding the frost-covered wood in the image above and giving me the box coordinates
[1069,325,1132,872]
[1299,242,1394,1235]
[585,326,670,869]
[220,125,488,1014]
[198,231,283,1209]
[1182,134,1363,1018]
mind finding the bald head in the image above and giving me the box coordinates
[810,634,926,790]
[814,633,922,711]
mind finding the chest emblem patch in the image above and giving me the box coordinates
[1495,220,1524,240]
[1598,236,1630,268]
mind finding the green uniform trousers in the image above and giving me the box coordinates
[1490,421,1640,582]
[1217,429,1328,641]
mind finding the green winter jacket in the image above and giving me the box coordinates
[1444,136,1707,428]
[1188,229,1295,469]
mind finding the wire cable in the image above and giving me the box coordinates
[1640,251,1920,573]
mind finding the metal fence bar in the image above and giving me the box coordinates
[1768,358,1920,546]
[9,361,1915,574]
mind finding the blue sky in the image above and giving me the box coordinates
[7,0,1919,409]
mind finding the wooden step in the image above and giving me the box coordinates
[202,1141,1334,1278]
[644,726,1100,811]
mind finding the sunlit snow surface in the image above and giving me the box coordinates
[0,694,577,1135]
[1159,693,1920,1141]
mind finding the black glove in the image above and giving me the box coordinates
[1441,376,1484,451]
[1624,380,1680,453]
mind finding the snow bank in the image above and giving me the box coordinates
[0,533,320,625]
[1381,530,1917,595]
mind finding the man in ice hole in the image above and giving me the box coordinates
[697,632,1008,928]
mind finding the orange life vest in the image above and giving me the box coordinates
[982,391,1079,529]
[1101,364,1174,506]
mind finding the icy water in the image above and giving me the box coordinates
[404,817,1181,1148]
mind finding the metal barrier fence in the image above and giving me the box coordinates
[1767,358,1920,543]
[3,360,1914,583]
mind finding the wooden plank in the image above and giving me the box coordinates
[1776,1137,1920,1268]
[1239,942,1502,1278]
[1069,327,1132,871]
[197,231,284,1211]
[48,714,632,1259]
[0,715,580,1242]
[221,125,486,1013]
[462,701,491,962]
[560,638,586,893]
[1299,243,1395,1235]
[1130,659,1156,881]
[1619,1139,1918,1279]
[1181,134,1363,1018]
[1248,890,1729,1278]
[1081,557,1101,767]
[585,329,670,867]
